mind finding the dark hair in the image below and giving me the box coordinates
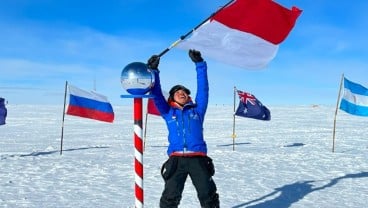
[169,85,190,100]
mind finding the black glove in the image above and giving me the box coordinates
[147,55,160,70]
[189,49,203,63]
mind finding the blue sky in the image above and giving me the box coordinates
[1,0,367,106]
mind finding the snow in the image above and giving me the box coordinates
[1,104,368,208]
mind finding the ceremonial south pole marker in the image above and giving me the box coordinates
[120,62,155,208]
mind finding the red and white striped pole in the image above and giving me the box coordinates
[121,61,155,207]
[133,98,144,208]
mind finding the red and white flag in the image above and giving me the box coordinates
[147,91,169,116]
[147,98,160,116]
[177,0,302,69]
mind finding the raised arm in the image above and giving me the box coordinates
[189,50,209,116]
[147,55,170,115]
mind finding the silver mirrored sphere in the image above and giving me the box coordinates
[121,62,155,95]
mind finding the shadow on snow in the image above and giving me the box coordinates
[217,142,304,148]
[217,142,251,147]
[1,146,109,159]
[232,171,368,208]
[283,143,305,147]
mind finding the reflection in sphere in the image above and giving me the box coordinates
[121,62,155,95]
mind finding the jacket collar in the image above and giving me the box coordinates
[168,97,195,110]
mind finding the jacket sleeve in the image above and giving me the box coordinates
[194,61,209,117]
[151,70,170,115]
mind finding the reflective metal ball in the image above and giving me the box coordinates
[121,62,155,95]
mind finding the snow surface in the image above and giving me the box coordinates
[1,104,368,208]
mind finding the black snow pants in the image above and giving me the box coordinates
[159,156,219,208]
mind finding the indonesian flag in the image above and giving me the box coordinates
[177,0,302,69]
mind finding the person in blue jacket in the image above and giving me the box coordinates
[0,97,7,125]
[147,49,219,208]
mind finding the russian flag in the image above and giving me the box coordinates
[66,85,114,123]
[340,77,368,117]
[177,0,302,69]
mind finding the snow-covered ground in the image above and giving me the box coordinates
[1,104,367,207]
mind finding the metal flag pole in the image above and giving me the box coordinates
[157,0,235,58]
[143,99,151,151]
[60,81,68,155]
[232,86,237,151]
[332,73,344,152]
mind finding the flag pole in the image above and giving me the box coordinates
[60,81,68,155]
[157,0,235,57]
[332,73,344,153]
[232,86,237,151]
[143,100,149,151]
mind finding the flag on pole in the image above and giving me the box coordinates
[339,77,368,116]
[177,0,302,69]
[66,85,114,122]
[147,98,160,116]
[235,90,271,120]
[147,91,169,116]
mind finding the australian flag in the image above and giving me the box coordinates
[235,90,271,121]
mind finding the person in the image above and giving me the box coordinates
[0,97,7,125]
[147,49,220,208]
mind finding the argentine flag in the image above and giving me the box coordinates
[340,77,368,116]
